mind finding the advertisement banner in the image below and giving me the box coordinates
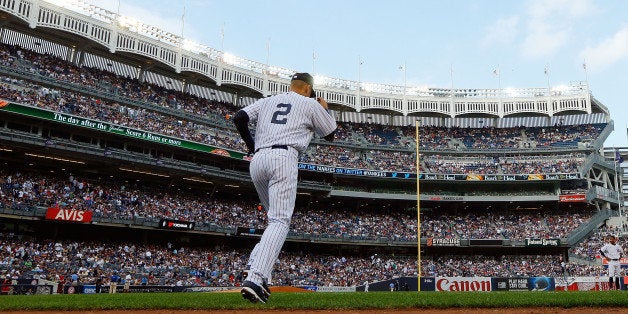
[82,285,97,294]
[183,287,234,292]
[528,277,555,291]
[469,239,503,246]
[158,219,195,231]
[527,174,545,180]
[554,277,617,291]
[420,277,435,292]
[235,227,265,237]
[435,277,491,291]
[524,238,561,247]
[45,207,93,223]
[466,174,484,181]
[0,102,245,159]
[559,194,587,202]
[314,286,356,292]
[427,238,461,247]
[427,196,464,201]
[492,278,530,291]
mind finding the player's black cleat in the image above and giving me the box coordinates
[241,280,270,303]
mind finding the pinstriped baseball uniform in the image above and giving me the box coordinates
[238,89,336,286]
[600,241,623,277]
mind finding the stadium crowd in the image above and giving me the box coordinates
[1,169,597,242]
[569,226,627,262]
[0,42,606,154]
[0,230,620,286]
[0,42,619,292]
[0,231,612,289]
[0,74,591,175]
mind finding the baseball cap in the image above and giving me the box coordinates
[291,72,316,98]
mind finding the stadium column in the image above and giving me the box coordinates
[402,94,408,116]
[28,0,39,28]
[65,47,73,63]
[175,51,182,74]
[138,67,146,83]
[356,90,364,113]
[109,26,118,53]
[75,49,85,68]
[216,57,223,86]
[449,89,455,118]
[182,79,189,94]
[263,72,270,97]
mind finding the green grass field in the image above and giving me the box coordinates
[0,291,627,311]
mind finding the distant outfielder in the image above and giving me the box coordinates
[233,72,336,303]
[599,235,623,290]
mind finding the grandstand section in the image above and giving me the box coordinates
[0,0,626,292]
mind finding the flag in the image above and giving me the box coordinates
[615,149,624,163]
[492,68,499,76]
[180,6,186,37]
[582,62,587,70]
[544,65,549,75]
[398,65,404,70]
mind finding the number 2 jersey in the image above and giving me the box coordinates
[242,91,337,154]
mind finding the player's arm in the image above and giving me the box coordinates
[599,248,608,259]
[232,110,255,154]
[313,97,336,142]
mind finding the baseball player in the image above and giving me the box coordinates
[233,72,336,303]
[599,235,623,290]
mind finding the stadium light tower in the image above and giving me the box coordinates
[358,55,363,89]
[399,62,407,95]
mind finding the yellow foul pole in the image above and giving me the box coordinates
[415,119,421,292]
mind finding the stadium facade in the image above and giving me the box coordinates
[0,0,626,292]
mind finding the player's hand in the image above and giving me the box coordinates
[316,97,328,110]
[246,145,255,156]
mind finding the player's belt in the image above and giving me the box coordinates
[611,259,619,261]
[255,145,288,153]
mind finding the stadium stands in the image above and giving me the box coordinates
[0,231,613,287]
[0,169,598,242]
[0,25,620,291]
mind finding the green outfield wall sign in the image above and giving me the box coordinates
[0,101,246,159]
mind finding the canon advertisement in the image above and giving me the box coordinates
[434,277,492,292]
